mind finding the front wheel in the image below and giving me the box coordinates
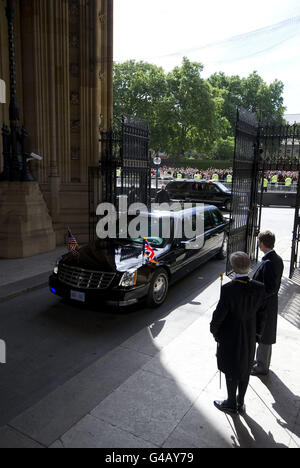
[146,269,169,308]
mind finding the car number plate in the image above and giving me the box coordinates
[70,290,86,303]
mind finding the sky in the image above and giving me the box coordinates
[114,0,300,116]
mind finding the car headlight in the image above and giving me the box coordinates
[119,271,137,288]
[53,258,62,275]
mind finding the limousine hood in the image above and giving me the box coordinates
[60,239,145,273]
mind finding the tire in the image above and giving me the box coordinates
[216,233,228,260]
[146,269,169,308]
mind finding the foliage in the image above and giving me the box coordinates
[208,71,286,132]
[114,60,286,161]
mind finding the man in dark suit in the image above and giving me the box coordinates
[251,231,284,376]
[210,252,267,414]
[155,185,170,204]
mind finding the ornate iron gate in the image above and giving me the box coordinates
[89,117,151,243]
[256,122,300,278]
[229,112,300,278]
[226,107,260,274]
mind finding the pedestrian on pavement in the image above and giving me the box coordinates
[210,252,267,414]
[251,231,284,376]
[155,185,170,204]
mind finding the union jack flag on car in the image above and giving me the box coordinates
[143,238,159,265]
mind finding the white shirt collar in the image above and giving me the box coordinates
[233,273,249,280]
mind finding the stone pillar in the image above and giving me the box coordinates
[0,1,57,258]
[0,182,56,258]
[0,0,114,249]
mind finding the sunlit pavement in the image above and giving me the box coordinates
[0,208,299,448]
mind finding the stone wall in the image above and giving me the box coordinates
[0,0,114,249]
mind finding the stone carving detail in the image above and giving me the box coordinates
[99,13,106,24]
[69,0,80,18]
[70,63,80,77]
[71,120,80,132]
[70,32,80,49]
[70,92,80,105]
[71,147,80,160]
[99,114,105,131]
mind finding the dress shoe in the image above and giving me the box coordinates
[214,400,237,414]
[251,366,268,376]
[237,403,246,415]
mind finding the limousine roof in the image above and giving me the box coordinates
[142,204,219,219]
[168,179,214,183]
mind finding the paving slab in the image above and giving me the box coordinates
[0,426,43,449]
[9,345,152,447]
[91,370,200,447]
[50,415,156,449]
[0,247,66,287]
[163,375,236,448]
[1,253,299,448]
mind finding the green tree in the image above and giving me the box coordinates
[212,136,235,160]
[165,57,216,157]
[113,60,171,151]
[208,71,286,133]
[113,58,217,157]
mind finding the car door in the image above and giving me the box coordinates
[205,183,224,207]
[168,182,188,201]
[202,210,220,257]
[186,182,206,203]
[210,209,227,254]
[180,210,219,267]
[168,214,191,279]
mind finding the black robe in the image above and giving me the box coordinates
[210,278,266,380]
[252,251,284,345]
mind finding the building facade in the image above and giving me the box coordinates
[0,0,114,248]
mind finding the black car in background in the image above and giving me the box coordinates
[166,180,232,211]
[49,205,229,309]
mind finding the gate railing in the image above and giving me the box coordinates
[226,107,259,275]
[89,116,151,243]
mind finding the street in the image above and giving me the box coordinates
[0,207,299,448]
[0,257,224,428]
[0,207,295,427]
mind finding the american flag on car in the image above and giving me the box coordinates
[67,228,79,256]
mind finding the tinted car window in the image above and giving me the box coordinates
[192,183,204,192]
[215,182,231,193]
[168,182,189,191]
[211,210,224,226]
[204,211,214,230]
[207,184,220,193]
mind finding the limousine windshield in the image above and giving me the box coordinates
[116,214,174,247]
[213,182,231,193]
[114,208,215,246]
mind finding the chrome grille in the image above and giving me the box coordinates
[58,264,115,290]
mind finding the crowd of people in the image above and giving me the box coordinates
[151,166,299,185]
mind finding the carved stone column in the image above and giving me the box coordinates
[2,0,114,248]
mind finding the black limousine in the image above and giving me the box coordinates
[166,180,232,211]
[49,205,229,308]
